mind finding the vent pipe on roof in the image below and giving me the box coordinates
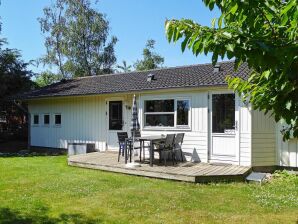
[213,64,221,73]
[147,73,155,82]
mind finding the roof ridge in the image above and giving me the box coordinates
[73,60,235,80]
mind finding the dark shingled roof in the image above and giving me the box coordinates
[22,61,250,100]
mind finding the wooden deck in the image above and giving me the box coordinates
[68,152,252,183]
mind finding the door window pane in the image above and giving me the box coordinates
[177,100,189,126]
[212,94,235,133]
[109,101,123,130]
[145,100,174,112]
[145,114,174,127]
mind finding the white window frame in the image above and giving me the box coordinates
[143,97,191,130]
[43,114,50,126]
[32,114,39,126]
[54,113,62,127]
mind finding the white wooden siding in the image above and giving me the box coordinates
[251,110,276,166]
[29,96,107,150]
[28,88,254,166]
[276,123,298,167]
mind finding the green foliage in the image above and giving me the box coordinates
[35,71,62,87]
[134,39,164,71]
[116,60,133,73]
[38,0,117,78]
[0,41,34,100]
[165,0,298,140]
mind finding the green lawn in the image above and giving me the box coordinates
[0,156,297,224]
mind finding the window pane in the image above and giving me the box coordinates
[109,101,122,130]
[177,100,189,125]
[145,100,174,112]
[44,115,50,124]
[55,114,61,125]
[145,114,174,127]
[33,115,39,124]
[212,94,235,133]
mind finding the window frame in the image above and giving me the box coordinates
[43,114,50,126]
[143,97,191,130]
[54,113,62,126]
[32,114,39,126]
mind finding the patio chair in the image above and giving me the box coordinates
[173,133,185,163]
[117,132,129,162]
[154,134,175,166]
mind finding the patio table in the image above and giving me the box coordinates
[124,135,165,166]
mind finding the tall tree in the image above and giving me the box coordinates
[35,71,62,87]
[166,0,298,140]
[134,39,164,71]
[116,60,132,73]
[38,0,117,78]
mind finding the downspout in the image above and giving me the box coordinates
[13,100,30,150]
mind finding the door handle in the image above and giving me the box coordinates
[234,121,238,131]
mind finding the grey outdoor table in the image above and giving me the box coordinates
[138,135,165,167]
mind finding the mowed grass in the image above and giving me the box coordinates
[0,156,297,224]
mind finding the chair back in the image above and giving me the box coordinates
[174,133,184,146]
[164,134,175,148]
[131,130,141,138]
[117,132,128,144]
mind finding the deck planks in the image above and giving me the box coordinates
[68,152,251,183]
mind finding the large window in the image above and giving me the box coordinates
[212,94,235,133]
[144,99,190,128]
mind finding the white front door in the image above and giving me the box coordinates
[209,92,239,164]
[106,99,125,150]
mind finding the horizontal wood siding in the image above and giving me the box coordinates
[251,110,276,166]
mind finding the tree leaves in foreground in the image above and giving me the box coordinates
[134,39,164,71]
[38,0,117,78]
[166,0,298,140]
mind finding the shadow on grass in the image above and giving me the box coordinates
[0,207,102,224]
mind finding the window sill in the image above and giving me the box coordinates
[53,124,61,128]
[143,126,191,132]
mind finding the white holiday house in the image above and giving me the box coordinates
[22,61,298,170]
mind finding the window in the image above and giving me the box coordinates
[177,100,190,126]
[44,114,50,125]
[144,99,190,128]
[109,101,123,130]
[212,94,235,133]
[55,114,61,125]
[33,114,39,125]
[144,100,174,127]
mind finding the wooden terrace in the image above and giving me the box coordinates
[68,152,251,183]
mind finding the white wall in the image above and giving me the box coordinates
[251,110,276,166]
[276,123,298,167]
[29,96,107,150]
[28,88,253,166]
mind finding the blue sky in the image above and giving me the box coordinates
[0,0,220,73]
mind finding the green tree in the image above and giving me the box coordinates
[166,0,298,140]
[116,60,132,73]
[38,0,117,78]
[35,71,62,87]
[134,39,164,71]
